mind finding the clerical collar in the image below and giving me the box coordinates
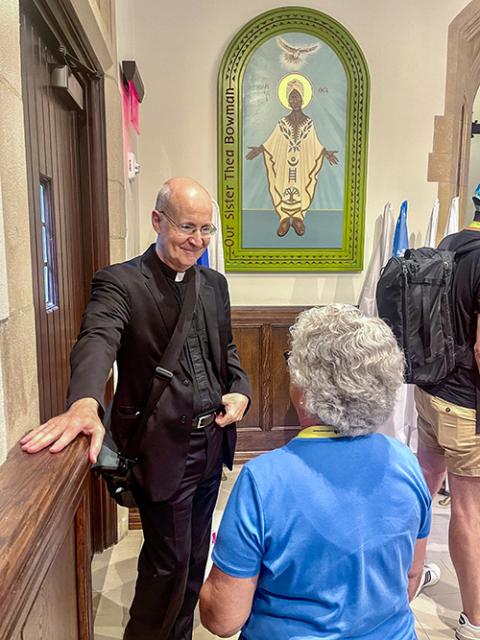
[156,254,192,282]
[296,425,342,439]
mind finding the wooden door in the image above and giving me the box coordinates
[20,0,116,553]
[21,7,87,422]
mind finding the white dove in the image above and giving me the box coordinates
[277,38,321,69]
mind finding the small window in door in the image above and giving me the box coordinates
[39,177,58,311]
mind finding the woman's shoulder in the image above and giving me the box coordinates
[370,434,423,476]
[367,432,415,455]
[375,432,414,452]
[244,445,292,483]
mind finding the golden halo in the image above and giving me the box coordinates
[278,73,313,109]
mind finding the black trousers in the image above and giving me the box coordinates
[124,425,223,640]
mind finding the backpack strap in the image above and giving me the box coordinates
[448,238,480,433]
[422,287,432,361]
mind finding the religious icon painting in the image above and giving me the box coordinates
[218,7,370,272]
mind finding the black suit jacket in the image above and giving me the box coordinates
[67,245,251,501]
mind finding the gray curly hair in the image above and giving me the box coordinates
[288,304,404,436]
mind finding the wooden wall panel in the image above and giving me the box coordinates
[21,525,79,640]
[231,325,262,429]
[231,306,307,461]
[271,325,299,428]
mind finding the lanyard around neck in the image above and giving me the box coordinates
[296,425,342,439]
[466,221,480,230]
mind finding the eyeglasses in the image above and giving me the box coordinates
[156,209,217,237]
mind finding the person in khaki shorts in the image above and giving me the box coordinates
[415,209,480,640]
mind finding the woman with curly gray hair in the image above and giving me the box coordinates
[288,303,405,435]
[201,304,432,640]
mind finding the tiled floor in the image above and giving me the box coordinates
[93,468,460,640]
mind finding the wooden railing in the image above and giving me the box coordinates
[0,437,93,640]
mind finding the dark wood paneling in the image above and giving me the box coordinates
[271,325,299,427]
[231,326,261,428]
[77,73,111,295]
[129,508,142,530]
[232,306,307,460]
[0,438,92,640]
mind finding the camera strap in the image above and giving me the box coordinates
[116,267,201,462]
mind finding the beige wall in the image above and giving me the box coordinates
[0,0,40,460]
[69,0,133,266]
[115,0,141,259]
[69,0,129,265]
[127,0,468,305]
[73,0,141,262]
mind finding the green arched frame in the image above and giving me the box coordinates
[218,7,370,272]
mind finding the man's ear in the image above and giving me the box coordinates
[152,209,162,233]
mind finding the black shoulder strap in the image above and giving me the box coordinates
[446,236,480,434]
[156,268,200,375]
[124,268,201,457]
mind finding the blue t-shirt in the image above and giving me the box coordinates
[212,432,431,640]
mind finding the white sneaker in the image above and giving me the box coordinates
[414,562,441,598]
[456,612,480,640]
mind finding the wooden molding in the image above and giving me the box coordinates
[232,306,308,324]
[75,491,94,640]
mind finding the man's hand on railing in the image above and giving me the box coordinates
[20,397,105,464]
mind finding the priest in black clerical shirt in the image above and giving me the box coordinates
[21,176,252,640]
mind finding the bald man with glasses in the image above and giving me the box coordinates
[22,177,251,640]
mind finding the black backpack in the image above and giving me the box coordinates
[376,247,471,386]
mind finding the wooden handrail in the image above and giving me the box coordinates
[0,436,91,639]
